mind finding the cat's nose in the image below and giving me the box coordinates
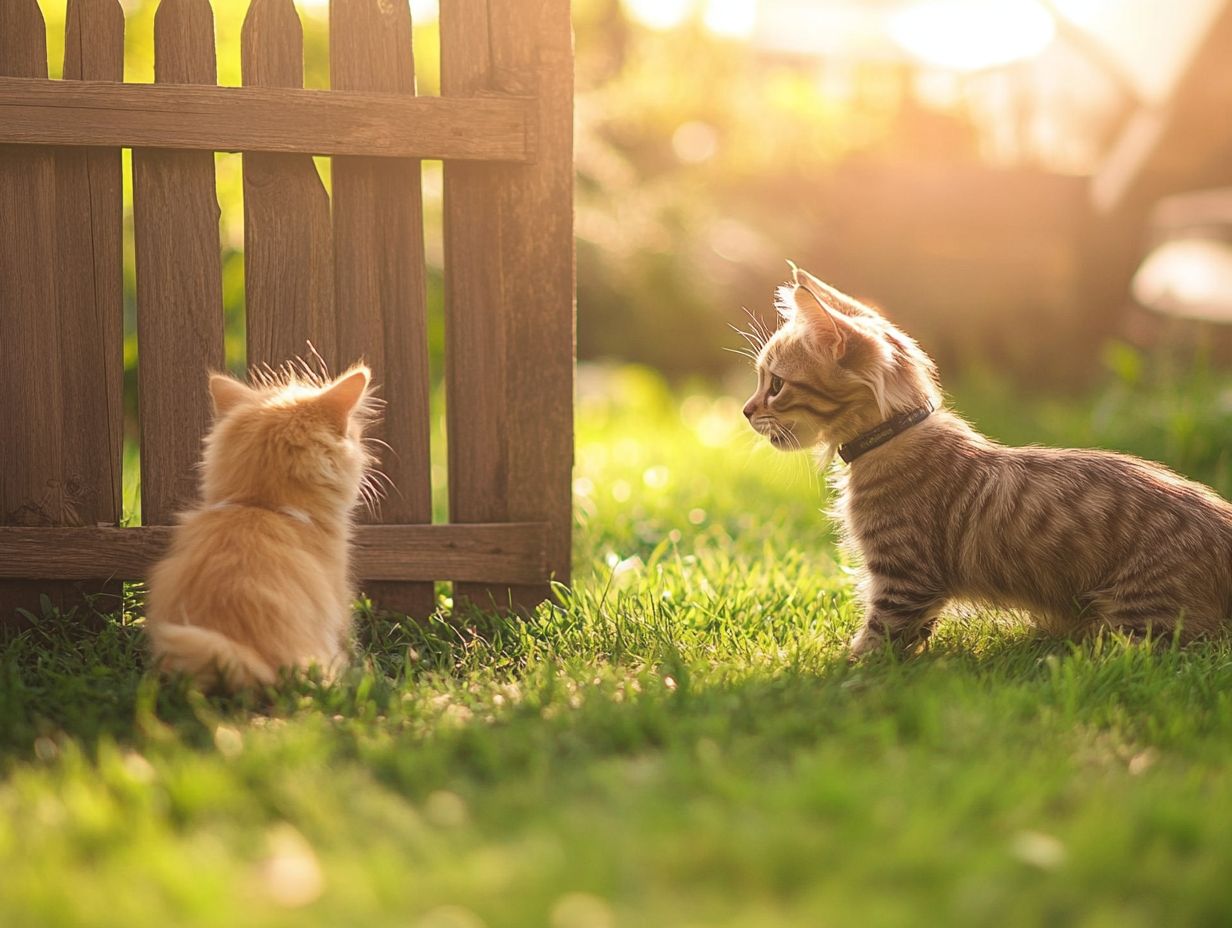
[742,399,757,420]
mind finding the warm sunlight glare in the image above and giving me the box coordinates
[704,0,759,38]
[623,0,692,31]
[889,0,1056,71]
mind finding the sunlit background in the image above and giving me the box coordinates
[571,0,1232,390]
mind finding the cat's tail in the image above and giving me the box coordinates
[149,621,278,692]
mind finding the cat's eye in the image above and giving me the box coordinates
[768,374,784,397]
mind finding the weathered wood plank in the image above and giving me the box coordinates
[241,0,336,370]
[0,0,69,619]
[0,0,125,618]
[0,523,550,585]
[331,0,434,617]
[0,77,534,161]
[46,0,127,614]
[442,0,574,613]
[132,0,225,525]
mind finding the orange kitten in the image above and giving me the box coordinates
[145,363,376,691]
[745,267,1232,657]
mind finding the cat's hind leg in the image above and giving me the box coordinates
[1083,586,1209,643]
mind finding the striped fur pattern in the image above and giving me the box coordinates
[742,267,1232,656]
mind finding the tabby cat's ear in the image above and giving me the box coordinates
[208,374,256,417]
[794,268,880,320]
[317,366,370,431]
[792,283,868,360]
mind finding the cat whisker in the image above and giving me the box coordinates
[727,322,766,357]
[363,435,397,457]
[742,307,773,346]
[723,345,760,365]
[783,431,821,493]
[359,494,382,519]
[364,466,397,490]
[363,468,401,503]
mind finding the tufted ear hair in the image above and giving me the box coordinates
[316,365,370,432]
[788,281,874,361]
[208,373,256,417]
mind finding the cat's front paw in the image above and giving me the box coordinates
[847,623,886,662]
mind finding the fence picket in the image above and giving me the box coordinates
[330,0,434,617]
[442,0,574,612]
[133,0,225,526]
[0,0,126,617]
[242,0,336,371]
[0,0,67,619]
[50,0,127,614]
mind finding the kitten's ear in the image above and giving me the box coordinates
[317,366,370,431]
[208,374,255,416]
[795,268,880,320]
[792,284,865,359]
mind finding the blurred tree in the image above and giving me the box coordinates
[573,0,988,380]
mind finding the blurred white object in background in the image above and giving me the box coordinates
[1133,187,1232,322]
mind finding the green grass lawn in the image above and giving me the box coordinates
[6,361,1232,927]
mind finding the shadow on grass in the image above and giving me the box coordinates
[4,596,1232,773]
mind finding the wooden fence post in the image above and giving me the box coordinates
[132,0,226,527]
[331,0,435,617]
[442,0,575,612]
[0,0,125,620]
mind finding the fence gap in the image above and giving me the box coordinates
[422,157,450,606]
[217,152,248,375]
[423,158,448,526]
[121,149,142,528]
[410,0,440,96]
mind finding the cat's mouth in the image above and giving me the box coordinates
[753,416,794,450]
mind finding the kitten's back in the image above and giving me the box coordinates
[145,365,373,691]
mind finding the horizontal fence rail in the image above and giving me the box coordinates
[0,524,551,585]
[0,77,535,160]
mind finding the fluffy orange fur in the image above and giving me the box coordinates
[145,362,376,691]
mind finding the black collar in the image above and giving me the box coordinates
[837,403,934,464]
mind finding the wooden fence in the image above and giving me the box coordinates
[0,0,574,619]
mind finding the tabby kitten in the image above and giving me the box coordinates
[744,267,1232,656]
[145,363,375,690]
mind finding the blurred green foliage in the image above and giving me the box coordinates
[572,1,972,379]
[954,341,1232,497]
